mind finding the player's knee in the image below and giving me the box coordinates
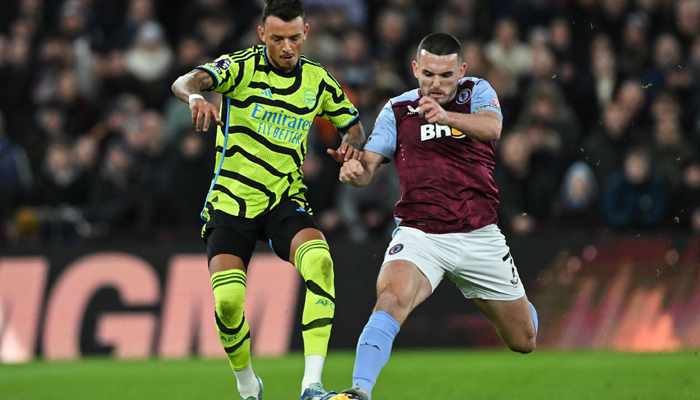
[214,289,245,328]
[508,335,536,354]
[299,245,334,291]
[375,290,410,320]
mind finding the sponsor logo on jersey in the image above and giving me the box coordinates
[456,89,471,104]
[388,244,404,255]
[420,124,466,141]
[251,103,312,144]
[304,90,317,109]
[492,98,500,108]
[407,105,420,114]
[260,88,273,99]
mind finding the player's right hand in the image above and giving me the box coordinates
[190,98,224,131]
[339,159,364,183]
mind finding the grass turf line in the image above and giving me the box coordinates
[0,349,697,400]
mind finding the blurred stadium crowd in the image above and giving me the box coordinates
[1,0,700,245]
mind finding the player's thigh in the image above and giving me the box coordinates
[470,295,535,344]
[382,227,447,294]
[449,224,525,302]
[376,259,433,313]
[206,226,256,276]
[266,198,322,264]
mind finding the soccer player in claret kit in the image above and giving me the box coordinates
[331,33,538,400]
[171,1,365,400]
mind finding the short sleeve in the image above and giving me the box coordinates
[470,80,503,120]
[363,100,398,163]
[196,54,240,94]
[317,72,359,132]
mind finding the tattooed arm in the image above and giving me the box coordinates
[328,121,366,163]
[172,69,223,131]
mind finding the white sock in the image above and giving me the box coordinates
[301,354,325,394]
[234,365,259,398]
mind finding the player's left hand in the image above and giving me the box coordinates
[418,96,449,124]
[327,142,362,163]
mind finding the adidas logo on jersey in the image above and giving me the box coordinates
[420,123,466,141]
[260,88,273,99]
[407,105,420,115]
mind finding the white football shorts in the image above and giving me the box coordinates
[382,224,525,301]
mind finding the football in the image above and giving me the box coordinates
[327,394,363,400]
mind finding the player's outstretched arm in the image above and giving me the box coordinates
[172,69,224,132]
[327,122,366,163]
[339,150,384,188]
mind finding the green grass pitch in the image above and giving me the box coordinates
[1,349,698,399]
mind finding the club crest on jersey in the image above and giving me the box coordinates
[420,123,466,141]
[456,89,471,104]
[389,244,404,255]
[304,90,317,109]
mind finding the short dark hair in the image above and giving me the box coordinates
[262,0,305,24]
[417,33,462,60]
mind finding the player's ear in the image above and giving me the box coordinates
[459,62,467,77]
[412,60,419,78]
[303,23,309,39]
[258,26,265,43]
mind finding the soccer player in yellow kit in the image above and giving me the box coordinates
[171,1,365,399]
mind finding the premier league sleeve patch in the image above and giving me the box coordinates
[211,58,232,74]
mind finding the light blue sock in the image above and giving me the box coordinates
[352,311,400,398]
[529,301,538,336]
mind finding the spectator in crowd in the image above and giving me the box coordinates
[652,115,698,191]
[0,111,33,217]
[551,161,600,226]
[339,31,374,89]
[619,12,651,78]
[486,18,532,77]
[85,142,153,237]
[582,101,646,186]
[124,22,174,109]
[195,14,238,58]
[97,49,140,101]
[461,40,492,80]
[602,147,667,228]
[615,79,647,127]
[373,8,411,68]
[112,0,161,49]
[33,141,90,207]
[516,81,582,169]
[643,33,686,99]
[670,158,700,232]
[495,133,538,234]
[162,128,213,230]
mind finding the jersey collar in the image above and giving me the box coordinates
[262,45,302,77]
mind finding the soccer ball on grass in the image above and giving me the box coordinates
[326,394,364,400]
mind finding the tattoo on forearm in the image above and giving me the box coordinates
[342,124,366,150]
[174,70,214,102]
[196,72,213,90]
